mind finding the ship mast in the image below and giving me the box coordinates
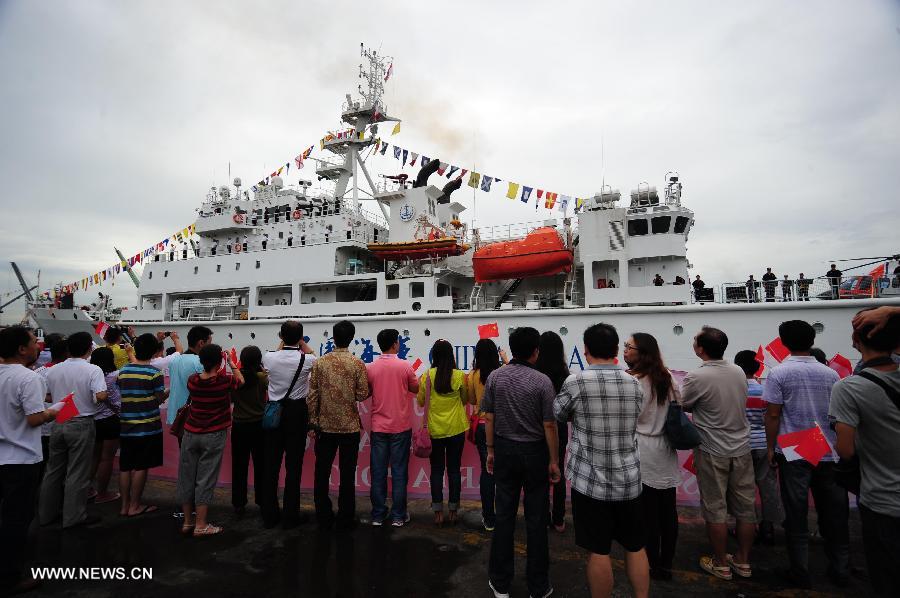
[317,43,398,222]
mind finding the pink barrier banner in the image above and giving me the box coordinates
[156,390,703,505]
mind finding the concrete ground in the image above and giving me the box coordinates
[25,479,866,597]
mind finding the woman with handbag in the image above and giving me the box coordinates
[468,338,508,531]
[623,333,682,581]
[177,344,244,537]
[535,331,571,533]
[417,339,469,526]
[230,346,267,517]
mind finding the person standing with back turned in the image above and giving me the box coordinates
[484,326,560,598]
[555,323,649,598]
[260,321,316,529]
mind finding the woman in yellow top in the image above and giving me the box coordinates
[467,339,508,531]
[417,339,468,526]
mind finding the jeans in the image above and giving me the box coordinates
[370,430,411,522]
[39,417,95,528]
[489,437,550,596]
[751,448,784,524]
[0,463,41,589]
[778,456,850,580]
[429,432,465,511]
[261,399,309,527]
[313,431,360,525]
[859,503,900,596]
[176,430,227,506]
[474,423,496,526]
[550,421,568,526]
[231,420,265,509]
[640,485,678,571]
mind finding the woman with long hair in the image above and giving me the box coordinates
[534,331,570,532]
[468,338,508,531]
[623,332,682,581]
[230,345,267,516]
[89,347,122,504]
[417,339,469,526]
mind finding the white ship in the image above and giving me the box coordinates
[29,47,900,371]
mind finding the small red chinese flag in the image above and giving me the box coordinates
[478,323,500,339]
[765,337,790,363]
[754,345,766,377]
[229,347,241,369]
[682,453,697,475]
[828,354,853,379]
[411,358,423,372]
[94,321,110,338]
[777,426,832,466]
[55,392,79,424]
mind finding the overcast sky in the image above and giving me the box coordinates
[1,0,898,323]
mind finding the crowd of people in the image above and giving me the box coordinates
[0,305,898,597]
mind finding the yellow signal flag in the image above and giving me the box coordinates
[468,172,481,188]
[506,182,520,200]
[391,122,401,135]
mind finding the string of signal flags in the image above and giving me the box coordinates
[251,120,589,215]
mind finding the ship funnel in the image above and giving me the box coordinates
[413,158,441,188]
[437,178,462,204]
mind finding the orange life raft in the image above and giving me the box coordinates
[472,227,573,282]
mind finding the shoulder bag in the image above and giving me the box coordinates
[665,400,702,450]
[834,370,900,495]
[465,372,480,444]
[262,353,305,431]
[170,398,191,439]
[413,371,433,458]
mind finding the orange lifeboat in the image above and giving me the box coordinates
[367,237,469,261]
[473,227,573,282]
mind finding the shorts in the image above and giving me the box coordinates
[119,434,164,471]
[694,449,757,524]
[571,488,644,555]
[94,415,120,441]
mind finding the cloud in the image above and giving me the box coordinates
[1,0,898,322]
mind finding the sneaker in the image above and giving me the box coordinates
[488,580,510,598]
[530,587,554,598]
[372,518,385,527]
[392,513,411,527]
[482,517,495,532]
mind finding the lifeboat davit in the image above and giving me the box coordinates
[473,227,573,282]
[368,237,469,261]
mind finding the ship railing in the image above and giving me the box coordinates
[468,218,577,246]
[713,276,885,304]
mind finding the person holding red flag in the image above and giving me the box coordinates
[830,308,900,596]
[763,320,847,589]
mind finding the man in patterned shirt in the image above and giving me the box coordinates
[307,320,369,530]
[554,323,649,598]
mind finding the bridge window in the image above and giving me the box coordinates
[627,218,648,236]
[387,284,399,299]
[437,283,450,297]
[651,216,671,234]
[410,282,425,298]
[674,216,690,234]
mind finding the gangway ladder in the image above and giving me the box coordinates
[494,278,524,309]
[563,267,578,307]
[469,283,484,312]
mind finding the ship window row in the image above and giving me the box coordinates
[626,215,690,236]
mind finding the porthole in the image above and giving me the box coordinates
[673,325,684,336]
[402,329,410,337]
[228,333,233,339]
[324,330,329,338]
[412,302,421,312]
[250,332,256,339]
[559,327,568,336]
[812,322,825,334]
[424,328,431,337]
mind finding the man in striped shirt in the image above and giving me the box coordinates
[118,334,167,517]
[734,350,782,545]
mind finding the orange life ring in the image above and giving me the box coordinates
[233,214,244,224]
[234,243,242,253]
[292,210,302,220]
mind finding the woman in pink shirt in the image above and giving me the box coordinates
[366,329,420,526]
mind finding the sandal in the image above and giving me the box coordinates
[447,510,458,526]
[699,555,733,580]
[181,524,195,536]
[433,511,444,527]
[726,554,752,578]
[94,492,121,505]
[193,524,223,537]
